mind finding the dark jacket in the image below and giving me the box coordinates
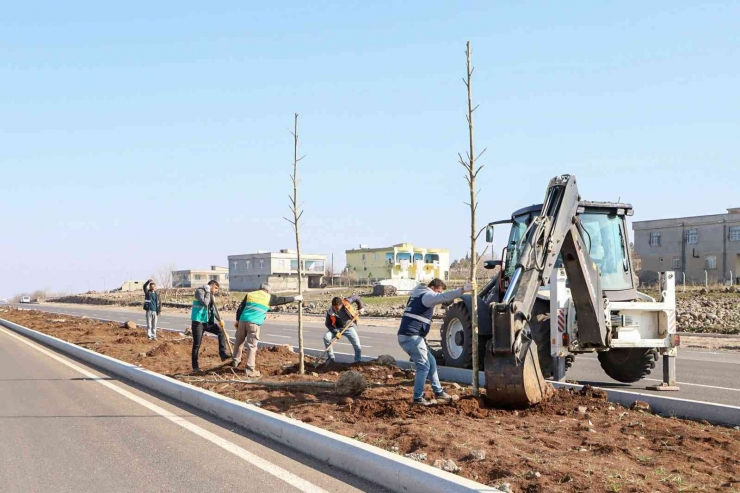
[194,285,221,324]
[143,280,162,315]
[397,285,462,337]
[324,295,364,332]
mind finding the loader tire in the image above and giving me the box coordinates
[597,348,658,383]
[530,312,574,379]
[440,303,488,369]
[441,303,472,369]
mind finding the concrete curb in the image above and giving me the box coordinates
[0,317,498,493]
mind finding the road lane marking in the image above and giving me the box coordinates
[574,358,740,391]
[0,326,329,493]
[641,378,740,392]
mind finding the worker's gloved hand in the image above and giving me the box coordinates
[358,308,366,315]
[294,295,304,302]
[463,282,474,293]
[219,320,225,329]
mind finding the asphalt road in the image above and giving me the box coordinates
[7,302,740,407]
[0,320,386,493]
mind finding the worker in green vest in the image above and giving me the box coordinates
[191,280,230,371]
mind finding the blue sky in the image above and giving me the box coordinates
[1,1,738,297]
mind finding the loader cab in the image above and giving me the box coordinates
[497,202,637,300]
[577,201,637,301]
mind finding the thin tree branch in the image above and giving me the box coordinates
[474,245,491,267]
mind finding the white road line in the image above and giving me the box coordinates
[266,335,291,339]
[579,355,740,366]
[641,378,740,392]
[0,326,328,493]
[575,358,740,391]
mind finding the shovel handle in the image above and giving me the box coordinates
[315,315,359,364]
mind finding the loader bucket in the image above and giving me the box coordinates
[484,338,553,408]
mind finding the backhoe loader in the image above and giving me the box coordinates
[439,174,679,407]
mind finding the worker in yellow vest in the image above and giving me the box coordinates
[232,282,302,377]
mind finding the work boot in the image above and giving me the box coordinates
[220,353,232,362]
[412,397,435,406]
[245,368,261,378]
[230,359,240,368]
[434,391,459,403]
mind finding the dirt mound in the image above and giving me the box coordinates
[146,342,177,358]
[115,336,137,344]
[263,345,295,358]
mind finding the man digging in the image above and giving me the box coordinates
[323,295,365,363]
[232,283,302,377]
[397,278,471,406]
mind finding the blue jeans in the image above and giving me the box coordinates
[323,326,362,362]
[398,335,443,400]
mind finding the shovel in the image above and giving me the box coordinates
[312,314,359,368]
[218,320,234,356]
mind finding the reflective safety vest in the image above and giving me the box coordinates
[397,289,434,338]
[238,290,272,325]
[191,297,209,323]
[329,299,358,330]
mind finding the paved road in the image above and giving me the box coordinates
[0,321,386,493]
[7,302,740,407]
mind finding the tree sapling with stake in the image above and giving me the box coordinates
[284,113,306,375]
[458,41,487,396]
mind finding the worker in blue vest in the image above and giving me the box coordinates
[397,278,472,406]
[191,280,231,371]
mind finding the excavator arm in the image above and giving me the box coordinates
[485,174,608,407]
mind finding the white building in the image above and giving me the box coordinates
[228,249,326,291]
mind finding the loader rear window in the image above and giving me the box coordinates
[579,213,633,291]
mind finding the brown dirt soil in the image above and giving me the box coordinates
[3,308,739,492]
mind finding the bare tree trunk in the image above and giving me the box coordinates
[286,113,306,375]
[458,41,486,396]
[155,263,176,305]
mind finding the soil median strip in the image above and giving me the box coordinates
[2,308,738,493]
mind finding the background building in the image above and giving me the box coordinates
[345,243,450,282]
[116,280,147,292]
[633,208,740,284]
[228,250,326,291]
[172,266,229,289]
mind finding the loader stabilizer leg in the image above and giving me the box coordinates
[552,356,567,382]
[484,337,553,408]
[647,352,680,391]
